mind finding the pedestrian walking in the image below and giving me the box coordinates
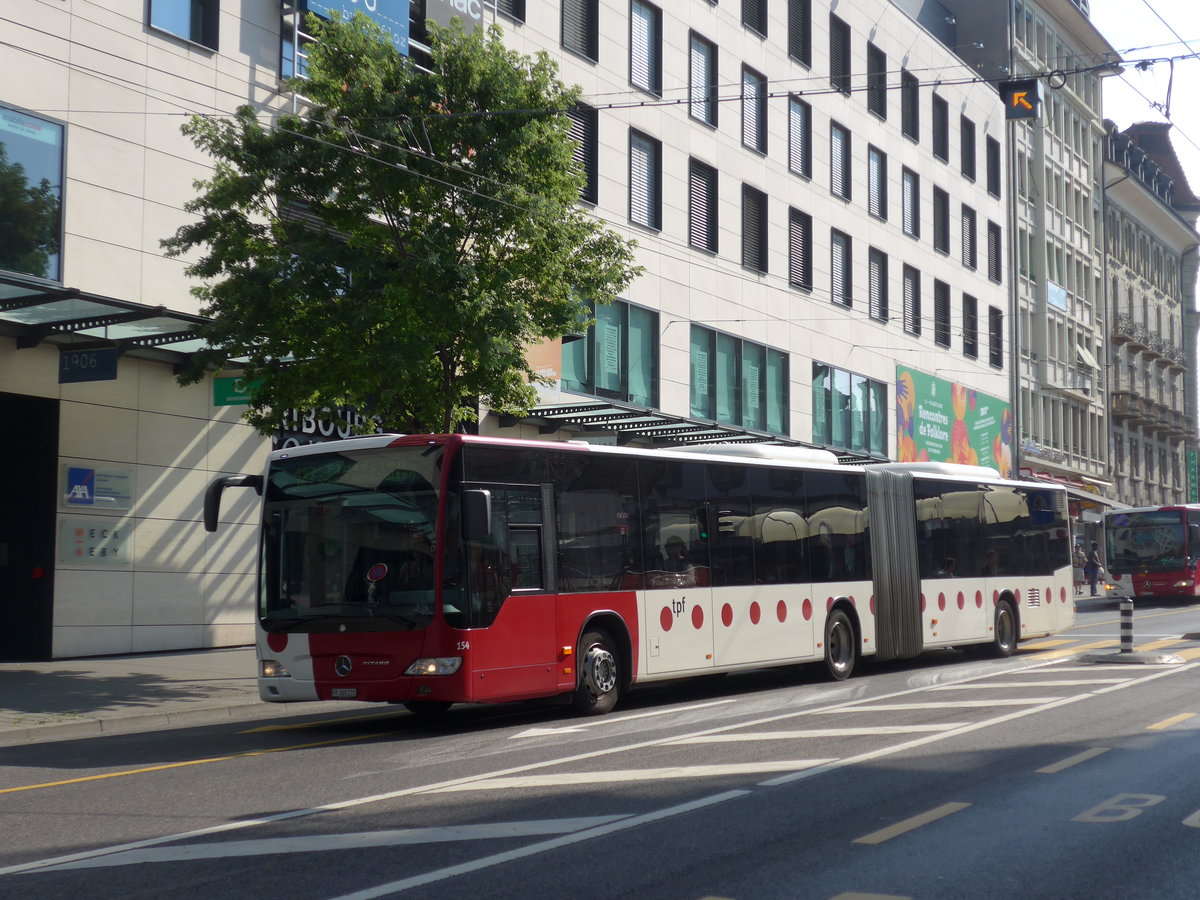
[1084,541,1102,596]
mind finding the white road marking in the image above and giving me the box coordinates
[327,791,752,900]
[28,818,631,872]
[428,760,836,792]
[823,699,1066,710]
[9,660,1195,880]
[932,679,1130,688]
[510,699,736,739]
[672,725,971,743]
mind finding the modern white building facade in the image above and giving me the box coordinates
[3,0,1140,658]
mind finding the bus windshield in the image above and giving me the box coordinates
[1106,510,1188,573]
[260,445,444,632]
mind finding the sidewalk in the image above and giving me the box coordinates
[0,647,367,746]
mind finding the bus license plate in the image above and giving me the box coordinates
[331,688,357,698]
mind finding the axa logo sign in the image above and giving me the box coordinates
[65,467,95,505]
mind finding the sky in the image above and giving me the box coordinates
[1089,0,1200,195]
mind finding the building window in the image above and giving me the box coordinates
[960,115,976,181]
[630,1,662,95]
[789,208,813,290]
[689,33,718,126]
[869,248,888,322]
[742,185,768,273]
[901,70,919,141]
[902,168,920,238]
[688,159,718,253]
[742,0,767,37]
[934,279,951,347]
[563,0,599,61]
[0,105,64,281]
[903,265,921,335]
[867,146,887,220]
[566,104,598,205]
[788,0,812,66]
[988,306,1004,368]
[829,15,851,95]
[788,95,812,178]
[742,67,767,154]
[866,43,887,119]
[831,229,852,307]
[987,221,1002,283]
[986,135,1001,197]
[150,0,219,49]
[812,363,887,456]
[963,294,979,359]
[629,130,661,230]
[563,300,658,407]
[692,326,788,434]
[932,94,949,162]
[830,122,851,200]
[961,205,977,269]
[932,186,949,254]
[495,0,526,23]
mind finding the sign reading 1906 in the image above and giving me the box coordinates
[59,347,119,384]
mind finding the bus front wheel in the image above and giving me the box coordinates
[824,609,856,681]
[572,629,621,715]
[991,599,1018,658]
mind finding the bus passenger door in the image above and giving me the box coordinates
[638,459,714,676]
[464,484,557,701]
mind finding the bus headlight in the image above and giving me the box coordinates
[261,659,290,678]
[1174,580,1192,588]
[404,657,462,676]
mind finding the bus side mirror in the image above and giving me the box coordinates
[203,474,263,532]
[464,489,493,540]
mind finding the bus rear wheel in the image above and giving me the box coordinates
[572,629,621,715]
[991,599,1018,658]
[824,608,856,681]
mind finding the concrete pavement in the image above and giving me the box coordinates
[0,646,375,746]
[0,593,1125,746]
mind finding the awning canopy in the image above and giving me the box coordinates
[0,272,209,370]
[498,399,798,447]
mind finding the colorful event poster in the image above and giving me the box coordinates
[896,367,1013,477]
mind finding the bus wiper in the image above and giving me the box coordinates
[366,607,424,628]
[265,614,331,632]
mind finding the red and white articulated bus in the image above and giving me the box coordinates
[1105,505,1200,601]
[205,434,1074,716]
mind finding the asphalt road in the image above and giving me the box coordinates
[5,600,1200,899]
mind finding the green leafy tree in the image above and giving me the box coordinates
[165,14,639,434]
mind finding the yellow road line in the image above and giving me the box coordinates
[0,731,398,795]
[1037,747,1110,774]
[1020,639,1074,649]
[1030,640,1117,660]
[1147,713,1196,731]
[1174,647,1200,661]
[1134,639,1185,652]
[853,802,971,845]
[1068,608,1194,630]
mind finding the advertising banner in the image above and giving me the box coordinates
[896,367,1013,477]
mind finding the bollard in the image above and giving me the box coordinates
[1120,599,1134,653]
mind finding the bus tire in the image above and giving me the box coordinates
[572,629,621,715]
[403,701,453,719]
[991,598,1018,658]
[824,608,856,681]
